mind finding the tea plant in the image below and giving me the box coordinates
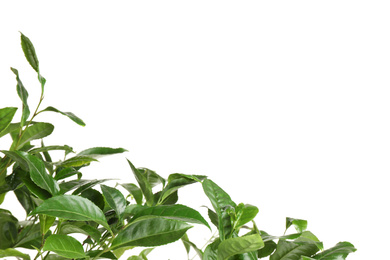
[0,33,356,260]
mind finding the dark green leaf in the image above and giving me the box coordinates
[0,150,29,171]
[12,151,59,195]
[101,184,127,221]
[14,186,35,214]
[111,217,192,249]
[30,145,73,156]
[203,239,220,260]
[43,234,85,259]
[127,159,154,206]
[121,183,143,205]
[311,242,356,259]
[0,209,19,249]
[15,167,52,200]
[86,250,118,259]
[77,147,127,158]
[39,214,56,235]
[80,188,105,210]
[16,122,54,149]
[54,167,79,181]
[0,107,18,134]
[0,122,20,138]
[20,33,39,72]
[40,106,85,126]
[14,222,43,249]
[258,231,277,258]
[207,208,219,227]
[130,204,210,229]
[32,195,111,233]
[182,234,203,259]
[0,248,30,260]
[71,179,112,195]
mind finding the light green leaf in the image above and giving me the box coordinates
[16,122,54,149]
[43,234,85,259]
[217,234,264,260]
[101,184,127,221]
[311,242,356,259]
[0,248,30,260]
[234,203,259,229]
[111,217,192,249]
[0,107,18,134]
[286,217,308,233]
[59,155,97,168]
[40,106,85,126]
[77,147,128,158]
[203,239,220,260]
[127,159,154,206]
[32,195,111,233]
[30,145,74,156]
[130,204,210,229]
[60,222,101,242]
[138,168,165,188]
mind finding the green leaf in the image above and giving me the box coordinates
[138,168,165,188]
[80,188,105,210]
[0,107,18,134]
[130,204,210,229]
[311,242,356,259]
[111,217,192,249]
[16,122,54,149]
[286,217,308,233]
[101,184,127,221]
[10,68,30,126]
[217,234,264,260]
[60,222,101,242]
[43,234,85,259]
[202,179,236,240]
[30,145,74,156]
[159,173,206,204]
[182,234,203,259]
[0,248,30,260]
[86,250,118,259]
[258,231,277,258]
[54,167,79,181]
[40,106,85,126]
[77,147,128,158]
[0,209,19,249]
[0,123,19,138]
[20,33,39,72]
[270,239,319,260]
[203,239,220,260]
[59,155,98,168]
[234,203,259,229]
[127,159,154,206]
[121,183,143,205]
[71,179,112,195]
[32,194,111,233]
[14,186,35,214]
[39,214,56,235]
[12,151,59,195]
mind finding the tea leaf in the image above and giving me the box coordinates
[121,183,143,205]
[101,184,127,221]
[286,217,308,233]
[269,239,319,260]
[77,147,127,158]
[20,33,39,73]
[16,122,54,149]
[59,155,97,168]
[0,107,18,134]
[60,222,101,242]
[234,203,259,229]
[40,106,85,126]
[11,151,59,195]
[111,217,192,249]
[218,234,264,260]
[10,68,30,126]
[32,195,111,233]
[43,234,85,259]
[0,248,30,260]
[127,159,154,206]
[310,242,356,259]
[130,204,210,229]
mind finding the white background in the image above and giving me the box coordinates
[1,1,390,259]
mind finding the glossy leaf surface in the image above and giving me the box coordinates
[43,234,85,259]
[286,217,308,233]
[0,248,30,260]
[32,195,111,232]
[111,217,192,249]
[130,204,210,229]
[10,68,30,126]
[40,106,85,126]
[16,122,54,149]
[269,240,319,260]
[127,159,154,206]
[218,234,264,260]
[311,242,356,259]
[101,184,127,221]
[121,183,143,205]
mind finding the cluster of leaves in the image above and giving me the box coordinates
[0,33,357,260]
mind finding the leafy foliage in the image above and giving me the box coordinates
[0,33,356,260]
